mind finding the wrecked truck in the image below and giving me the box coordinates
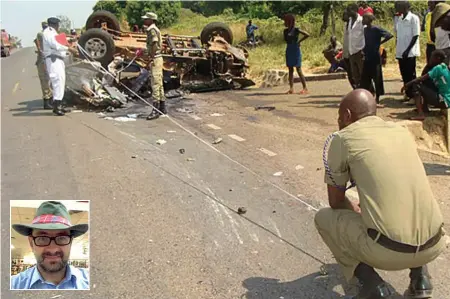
[71,10,255,92]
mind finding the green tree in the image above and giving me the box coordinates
[93,0,122,16]
[125,0,182,28]
[56,15,72,34]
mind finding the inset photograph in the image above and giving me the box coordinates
[10,200,90,290]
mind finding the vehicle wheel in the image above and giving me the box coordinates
[200,22,233,45]
[85,10,121,35]
[78,28,115,67]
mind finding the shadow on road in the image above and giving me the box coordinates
[10,99,52,117]
[423,163,450,176]
[242,264,403,299]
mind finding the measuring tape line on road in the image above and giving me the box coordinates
[75,44,320,212]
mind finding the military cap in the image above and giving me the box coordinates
[47,17,61,25]
[141,12,158,21]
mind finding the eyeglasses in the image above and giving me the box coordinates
[31,235,73,247]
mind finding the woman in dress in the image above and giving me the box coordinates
[284,14,310,94]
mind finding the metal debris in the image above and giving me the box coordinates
[295,165,304,170]
[210,113,225,117]
[212,137,223,144]
[187,158,195,162]
[50,296,62,299]
[179,149,185,154]
[127,114,138,119]
[255,106,276,111]
[112,117,136,122]
[237,207,247,215]
[156,139,167,145]
[176,107,193,114]
[167,130,176,133]
[131,155,137,159]
[273,171,283,176]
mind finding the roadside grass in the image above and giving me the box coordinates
[165,9,428,80]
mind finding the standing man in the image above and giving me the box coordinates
[358,1,374,16]
[395,1,421,104]
[315,89,446,299]
[11,201,89,289]
[34,21,53,110]
[432,3,450,65]
[142,12,166,121]
[343,11,356,89]
[422,1,443,64]
[360,13,393,108]
[347,4,365,88]
[42,17,68,116]
[246,20,258,44]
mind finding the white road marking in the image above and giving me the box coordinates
[220,204,243,244]
[295,165,304,170]
[189,115,202,120]
[12,82,19,94]
[207,124,221,130]
[250,233,259,242]
[270,219,284,243]
[118,131,136,139]
[258,148,277,157]
[228,134,245,142]
[209,198,225,227]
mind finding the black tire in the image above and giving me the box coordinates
[78,28,115,67]
[200,22,233,45]
[86,10,121,34]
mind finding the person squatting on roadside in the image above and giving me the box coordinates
[34,21,53,110]
[346,4,366,88]
[360,13,393,107]
[315,89,446,299]
[395,1,421,104]
[283,13,309,95]
[402,50,450,121]
[42,17,70,116]
[142,12,166,121]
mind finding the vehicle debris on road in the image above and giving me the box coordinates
[255,106,276,111]
[179,149,185,154]
[237,207,247,215]
[212,137,223,144]
[156,139,167,145]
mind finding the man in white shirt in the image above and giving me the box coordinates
[42,17,68,116]
[347,4,366,88]
[432,2,450,65]
[395,1,421,102]
[342,10,356,89]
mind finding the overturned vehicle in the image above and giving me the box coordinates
[69,10,254,100]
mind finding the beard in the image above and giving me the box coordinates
[37,251,68,273]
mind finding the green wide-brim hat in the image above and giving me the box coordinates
[431,3,450,29]
[12,201,88,238]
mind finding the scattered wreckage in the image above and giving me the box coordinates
[64,10,255,112]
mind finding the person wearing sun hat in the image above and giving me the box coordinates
[11,201,89,289]
[431,2,450,65]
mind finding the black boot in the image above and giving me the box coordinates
[159,101,167,115]
[407,267,433,298]
[53,102,65,116]
[146,102,160,120]
[43,98,53,110]
[352,263,393,299]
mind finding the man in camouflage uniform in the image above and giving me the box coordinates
[142,12,166,120]
[34,21,53,109]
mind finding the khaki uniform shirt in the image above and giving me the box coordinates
[146,24,162,58]
[34,32,44,60]
[325,116,443,246]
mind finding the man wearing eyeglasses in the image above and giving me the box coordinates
[11,201,89,289]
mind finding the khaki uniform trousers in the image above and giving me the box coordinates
[36,58,52,100]
[349,50,364,87]
[150,56,165,103]
[314,208,446,282]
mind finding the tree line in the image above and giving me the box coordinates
[92,0,428,31]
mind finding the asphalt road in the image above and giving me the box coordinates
[1,47,449,299]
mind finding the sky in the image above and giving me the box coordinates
[1,0,96,47]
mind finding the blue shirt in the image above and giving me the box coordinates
[428,63,450,107]
[11,265,89,290]
[363,26,392,63]
[246,24,258,37]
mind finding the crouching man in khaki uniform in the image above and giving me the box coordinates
[142,12,166,120]
[315,89,446,299]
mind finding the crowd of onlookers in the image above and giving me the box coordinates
[320,1,450,120]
